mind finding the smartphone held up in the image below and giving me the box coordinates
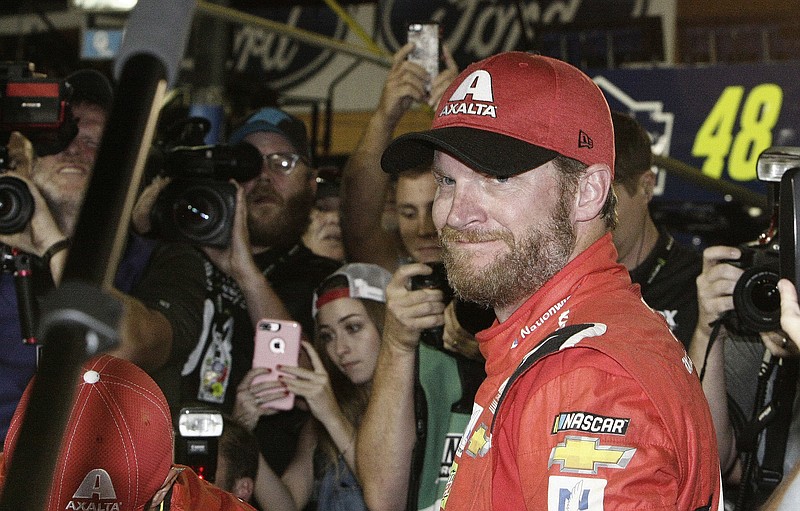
[252,319,302,411]
[407,22,440,92]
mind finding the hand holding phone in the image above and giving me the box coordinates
[252,319,301,411]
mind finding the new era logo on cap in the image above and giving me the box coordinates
[578,130,594,149]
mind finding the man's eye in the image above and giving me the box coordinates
[434,173,454,186]
[495,176,510,184]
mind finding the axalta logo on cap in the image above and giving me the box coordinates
[439,70,497,119]
[66,469,122,511]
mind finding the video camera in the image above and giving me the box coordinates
[0,61,77,234]
[724,147,800,336]
[148,117,262,247]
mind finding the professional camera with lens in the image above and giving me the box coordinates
[0,61,76,234]
[724,147,800,336]
[725,243,781,335]
[148,118,262,247]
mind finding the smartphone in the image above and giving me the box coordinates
[252,319,302,411]
[407,22,440,92]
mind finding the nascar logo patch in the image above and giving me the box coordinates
[552,411,630,435]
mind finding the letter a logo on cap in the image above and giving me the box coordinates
[73,468,118,500]
[448,70,494,102]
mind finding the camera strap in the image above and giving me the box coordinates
[759,357,798,492]
[734,351,799,509]
[699,316,728,383]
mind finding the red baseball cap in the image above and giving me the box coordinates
[381,52,615,178]
[1,355,174,511]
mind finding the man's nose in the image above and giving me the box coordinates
[446,182,486,230]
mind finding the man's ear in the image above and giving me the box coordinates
[639,169,657,201]
[231,476,254,502]
[574,163,612,222]
[146,466,183,510]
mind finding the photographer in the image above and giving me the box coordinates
[689,246,800,509]
[132,107,341,476]
[0,69,206,444]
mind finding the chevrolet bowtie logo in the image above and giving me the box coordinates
[548,436,636,475]
[465,424,490,458]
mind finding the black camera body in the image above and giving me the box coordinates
[410,262,454,348]
[149,141,261,247]
[0,62,77,235]
[725,243,781,335]
[723,147,800,336]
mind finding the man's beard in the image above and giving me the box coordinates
[246,182,314,249]
[440,191,576,310]
[31,173,85,236]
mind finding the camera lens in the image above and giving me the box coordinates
[152,179,236,247]
[750,279,780,314]
[0,176,34,234]
[732,267,781,333]
[171,185,228,243]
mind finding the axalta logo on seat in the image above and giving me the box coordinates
[440,69,497,119]
[66,468,122,511]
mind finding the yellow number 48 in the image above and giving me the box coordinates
[692,84,783,181]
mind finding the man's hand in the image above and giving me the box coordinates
[375,43,431,128]
[131,175,171,235]
[774,279,800,357]
[384,263,445,353]
[428,44,458,110]
[0,133,66,261]
[695,245,744,339]
[202,183,259,280]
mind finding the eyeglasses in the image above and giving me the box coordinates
[261,152,309,175]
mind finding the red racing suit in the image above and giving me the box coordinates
[440,234,721,511]
[169,465,256,511]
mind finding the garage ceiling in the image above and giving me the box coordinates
[0,0,374,15]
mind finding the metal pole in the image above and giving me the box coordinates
[195,0,392,69]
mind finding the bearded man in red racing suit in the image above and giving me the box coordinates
[439,235,721,510]
[379,51,722,511]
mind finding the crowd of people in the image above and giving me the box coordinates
[1,39,800,511]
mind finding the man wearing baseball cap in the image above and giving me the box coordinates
[361,52,722,510]
[0,67,206,448]
[0,355,255,511]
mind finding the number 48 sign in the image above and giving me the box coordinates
[692,84,784,182]
[596,63,800,202]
